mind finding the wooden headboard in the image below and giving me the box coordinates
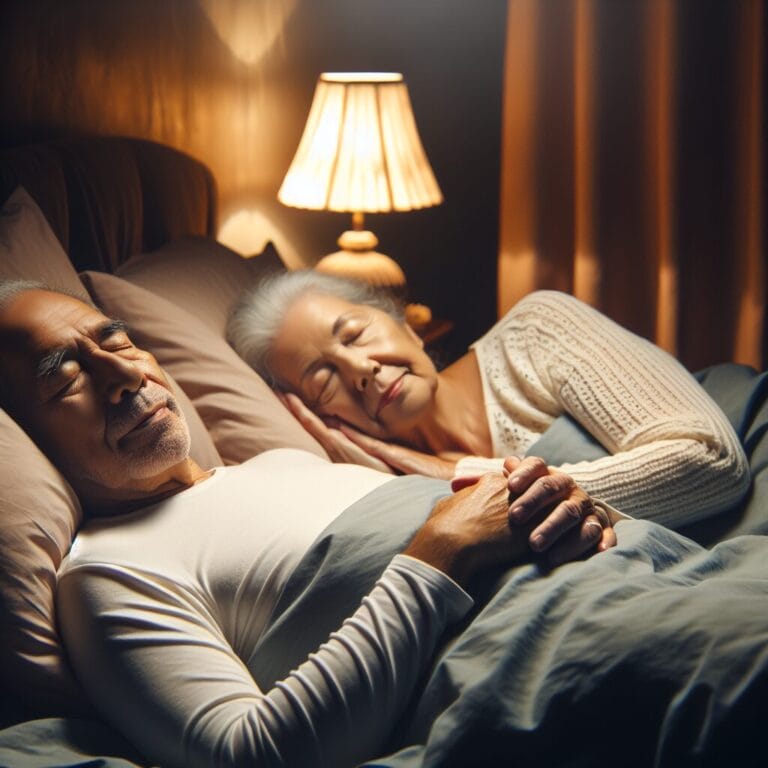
[0,136,217,273]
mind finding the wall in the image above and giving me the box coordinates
[0,0,507,357]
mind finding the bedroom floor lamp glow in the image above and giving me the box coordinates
[278,72,443,288]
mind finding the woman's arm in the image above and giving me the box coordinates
[483,291,750,527]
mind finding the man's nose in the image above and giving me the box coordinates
[91,351,145,404]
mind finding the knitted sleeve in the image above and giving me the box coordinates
[462,291,749,527]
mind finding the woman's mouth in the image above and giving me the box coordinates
[376,374,406,418]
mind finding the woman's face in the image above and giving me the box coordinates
[269,292,439,439]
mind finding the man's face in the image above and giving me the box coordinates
[0,289,191,504]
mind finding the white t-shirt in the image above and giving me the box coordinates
[57,449,472,768]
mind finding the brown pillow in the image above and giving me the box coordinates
[0,186,97,717]
[0,409,93,717]
[117,236,286,336]
[0,186,89,300]
[0,190,220,719]
[81,270,328,464]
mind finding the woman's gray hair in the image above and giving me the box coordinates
[227,269,403,385]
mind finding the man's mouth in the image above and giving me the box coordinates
[376,373,406,418]
[115,403,171,444]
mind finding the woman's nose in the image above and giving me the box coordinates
[349,357,381,392]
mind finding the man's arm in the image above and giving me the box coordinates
[57,555,471,768]
[56,474,594,768]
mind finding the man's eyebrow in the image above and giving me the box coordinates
[36,347,70,379]
[35,320,131,379]
[96,319,129,342]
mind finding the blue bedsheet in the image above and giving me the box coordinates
[249,476,768,767]
[1,363,766,767]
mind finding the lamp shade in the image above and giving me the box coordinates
[278,72,443,213]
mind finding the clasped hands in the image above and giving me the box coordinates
[281,392,618,577]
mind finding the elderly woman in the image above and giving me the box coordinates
[228,270,749,529]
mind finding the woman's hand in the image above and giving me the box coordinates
[279,391,457,479]
[404,464,617,585]
[279,392,394,473]
[504,456,618,565]
[338,424,457,479]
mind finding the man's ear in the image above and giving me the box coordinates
[403,321,425,348]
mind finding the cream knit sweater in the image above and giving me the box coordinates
[456,291,750,527]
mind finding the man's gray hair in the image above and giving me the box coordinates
[0,280,97,411]
[227,269,403,385]
[0,279,96,311]
[0,280,49,410]
[0,278,48,312]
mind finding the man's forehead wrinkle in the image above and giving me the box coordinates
[0,293,114,378]
[33,317,121,375]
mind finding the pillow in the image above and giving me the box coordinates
[117,236,286,337]
[81,270,329,464]
[0,409,92,719]
[0,375,217,724]
[0,186,89,300]
[0,186,96,720]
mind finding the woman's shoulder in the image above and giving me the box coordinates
[513,290,586,313]
[499,290,595,328]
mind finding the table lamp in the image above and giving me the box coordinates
[278,72,443,288]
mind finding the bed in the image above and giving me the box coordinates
[0,136,766,767]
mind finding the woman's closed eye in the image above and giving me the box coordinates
[338,315,371,346]
[308,365,338,408]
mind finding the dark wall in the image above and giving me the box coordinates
[0,0,508,357]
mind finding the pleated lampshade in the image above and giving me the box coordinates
[278,72,442,287]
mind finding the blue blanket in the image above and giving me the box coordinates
[247,476,768,768]
[2,363,767,767]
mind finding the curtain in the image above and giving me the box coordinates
[498,0,765,372]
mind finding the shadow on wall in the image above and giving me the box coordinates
[0,0,301,259]
[0,0,507,356]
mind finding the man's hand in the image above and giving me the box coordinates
[414,457,618,582]
[403,473,532,585]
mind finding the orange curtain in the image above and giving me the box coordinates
[499,0,765,371]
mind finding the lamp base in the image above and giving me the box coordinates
[314,227,406,288]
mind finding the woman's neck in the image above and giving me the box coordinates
[406,350,493,457]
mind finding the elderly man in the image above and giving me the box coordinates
[0,281,612,768]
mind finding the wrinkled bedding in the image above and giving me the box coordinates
[1,363,766,768]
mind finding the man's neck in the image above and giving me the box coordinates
[82,458,213,517]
